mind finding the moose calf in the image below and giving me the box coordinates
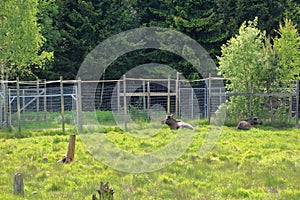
[161,115,194,130]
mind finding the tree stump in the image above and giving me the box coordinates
[57,134,76,163]
[14,172,24,196]
[92,181,114,200]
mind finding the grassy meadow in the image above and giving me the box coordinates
[0,120,300,199]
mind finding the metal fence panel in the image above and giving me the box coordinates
[0,77,298,131]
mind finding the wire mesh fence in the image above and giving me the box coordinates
[0,75,299,132]
[0,79,78,132]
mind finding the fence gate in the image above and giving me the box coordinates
[9,87,45,127]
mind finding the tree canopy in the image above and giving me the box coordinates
[0,0,52,79]
[217,17,300,121]
[0,0,299,80]
[274,18,300,81]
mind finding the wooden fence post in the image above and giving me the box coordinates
[77,77,83,131]
[14,172,24,196]
[17,77,21,133]
[5,75,9,127]
[44,79,47,121]
[289,95,292,123]
[123,75,127,130]
[36,80,40,121]
[142,80,146,110]
[191,87,194,119]
[296,80,299,125]
[0,79,6,123]
[207,74,211,123]
[147,81,150,119]
[167,77,170,114]
[117,81,120,113]
[249,82,253,120]
[22,89,25,117]
[175,72,180,118]
[60,76,65,133]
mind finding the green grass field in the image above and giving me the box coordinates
[0,123,299,199]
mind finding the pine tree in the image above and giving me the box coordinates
[53,0,136,79]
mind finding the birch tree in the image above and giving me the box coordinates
[0,0,52,79]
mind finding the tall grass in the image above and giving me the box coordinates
[0,123,299,199]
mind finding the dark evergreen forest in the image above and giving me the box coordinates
[29,0,300,80]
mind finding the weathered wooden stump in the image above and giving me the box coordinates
[92,181,114,200]
[57,134,76,163]
[14,172,24,196]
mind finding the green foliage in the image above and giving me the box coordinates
[1,0,300,80]
[285,0,300,29]
[7,110,120,133]
[216,0,291,38]
[31,0,61,80]
[218,17,300,122]
[134,0,226,68]
[0,127,72,139]
[274,18,300,80]
[96,111,116,125]
[218,17,266,119]
[128,104,150,124]
[52,0,136,79]
[218,17,265,91]
[0,0,53,79]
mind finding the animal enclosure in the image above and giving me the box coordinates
[0,75,299,131]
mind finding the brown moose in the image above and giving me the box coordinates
[161,115,194,130]
[236,117,262,130]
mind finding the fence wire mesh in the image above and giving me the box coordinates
[0,76,299,132]
[0,80,78,131]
